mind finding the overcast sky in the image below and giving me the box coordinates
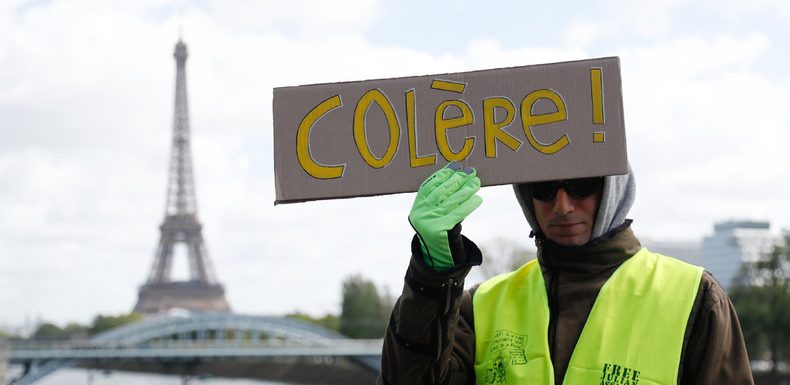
[2,0,789,328]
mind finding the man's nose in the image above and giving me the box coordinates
[553,188,575,215]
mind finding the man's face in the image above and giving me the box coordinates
[530,179,602,247]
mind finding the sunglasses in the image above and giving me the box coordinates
[529,177,604,202]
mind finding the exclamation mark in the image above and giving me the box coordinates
[591,68,605,143]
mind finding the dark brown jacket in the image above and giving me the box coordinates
[379,225,753,385]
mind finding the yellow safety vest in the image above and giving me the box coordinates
[472,248,703,385]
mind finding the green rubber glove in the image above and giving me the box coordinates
[408,162,483,270]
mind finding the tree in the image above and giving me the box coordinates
[28,313,142,341]
[339,274,390,339]
[31,323,85,340]
[287,312,340,332]
[89,313,142,335]
[479,237,536,279]
[730,233,790,374]
[63,322,89,338]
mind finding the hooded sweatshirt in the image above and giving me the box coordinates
[513,166,636,241]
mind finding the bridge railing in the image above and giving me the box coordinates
[10,338,384,351]
[10,339,384,362]
[134,338,384,349]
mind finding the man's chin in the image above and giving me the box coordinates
[546,233,590,247]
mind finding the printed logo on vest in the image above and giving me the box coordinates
[600,363,640,385]
[484,329,528,385]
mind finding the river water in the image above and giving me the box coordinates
[25,368,291,385]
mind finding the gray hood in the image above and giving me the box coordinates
[513,166,636,242]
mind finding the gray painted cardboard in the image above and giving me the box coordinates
[273,57,627,204]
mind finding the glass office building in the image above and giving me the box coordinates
[702,220,775,291]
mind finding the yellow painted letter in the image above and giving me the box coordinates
[435,100,475,161]
[521,89,569,154]
[590,67,606,143]
[483,97,521,158]
[406,90,436,168]
[353,89,400,169]
[297,95,345,179]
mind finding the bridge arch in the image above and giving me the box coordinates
[91,313,344,344]
[11,313,380,385]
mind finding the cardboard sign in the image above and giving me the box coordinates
[273,57,627,204]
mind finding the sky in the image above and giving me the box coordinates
[1,0,790,329]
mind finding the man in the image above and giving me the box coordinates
[379,162,753,385]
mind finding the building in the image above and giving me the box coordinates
[640,239,702,266]
[702,220,775,291]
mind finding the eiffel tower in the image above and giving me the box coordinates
[134,39,231,314]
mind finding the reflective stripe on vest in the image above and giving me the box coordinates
[472,248,703,385]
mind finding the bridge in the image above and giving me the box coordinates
[3,313,383,385]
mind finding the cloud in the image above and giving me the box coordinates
[0,0,465,324]
[701,0,790,18]
[464,39,588,69]
[1,0,789,327]
[620,32,790,239]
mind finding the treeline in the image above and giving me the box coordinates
[28,313,143,340]
[8,239,535,342]
[730,233,790,374]
[15,274,394,341]
[289,274,394,339]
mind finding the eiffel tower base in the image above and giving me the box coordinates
[134,282,231,314]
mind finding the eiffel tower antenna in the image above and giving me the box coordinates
[177,10,184,40]
[134,40,231,315]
